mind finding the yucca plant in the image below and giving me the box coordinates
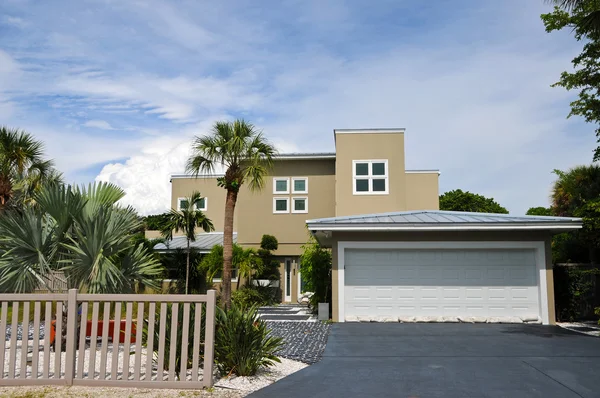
[214,303,282,376]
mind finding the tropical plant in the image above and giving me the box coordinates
[186,119,276,308]
[542,2,600,160]
[299,235,332,310]
[161,248,210,294]
[199,244,263,289]
[439,189,508,214]
[0,126,62,210]
[214,303,283,376]
[0,182,163,293]
[160,191,214,294]
[552,165,600,263]
[255,234,280,281]
[232,287,269,308]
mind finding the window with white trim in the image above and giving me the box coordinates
[273,177,289,194]
[292,197,308,213]
[177,197,207,211]
[352,160,389,195]
[212,268,238,283]
[292,177,308,194]
[273,197,289,213]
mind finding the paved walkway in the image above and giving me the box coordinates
[258,304,314,321]
[249,323,600,398]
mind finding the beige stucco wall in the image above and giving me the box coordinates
[330,230,555,324]
[170,176,235,234]
[405,173,440,210]
[236,159,336,249]
[335,131,406,216]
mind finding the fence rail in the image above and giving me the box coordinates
[0,289,216,389]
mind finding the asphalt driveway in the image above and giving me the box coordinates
[249,323,600,398]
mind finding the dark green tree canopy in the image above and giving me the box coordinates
[542,2,600,160]
[439,189,508,214]
[526,206,554,216]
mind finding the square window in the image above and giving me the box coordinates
[273,178,289,194]
[194,198,206,210]
[355,179,369,192]
[372,179,386,192]
[292,197,308,213]
[273,198,289,213]
[293,178,307,193]
[372,162,386,176]
[355,163,369,176]
[178,199,189,210]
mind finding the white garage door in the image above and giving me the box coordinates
[344,248,540,320]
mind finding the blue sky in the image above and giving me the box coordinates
[0,0,594,215]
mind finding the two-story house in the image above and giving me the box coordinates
[161,128,582,325]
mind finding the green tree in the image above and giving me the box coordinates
[542,2,600,160]
[0,126,62,210]
[199,244,263,289]
[299,236,332,310]
[186,120,276,308]
[160,191,214,294]
[439,189,508,214]
[552,165,600,262]
[526,206,554,216]
[143,212,171,230]
[0,182,162,293]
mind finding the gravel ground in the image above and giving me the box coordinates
[266,321,331,364]
[558,321,600,337]
[4,322,45,341]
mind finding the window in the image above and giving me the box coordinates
[212,268,238,283]
[273,197,289,213]
[292,197,308,213]
[352,160,389,195]
[177,197,207,211]
[292,177,308,194]
[273,177,289,194]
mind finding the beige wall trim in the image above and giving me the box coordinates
[336,240,550,325]
[334,128,406,134]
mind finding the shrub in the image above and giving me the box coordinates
[299,236,332,310]
[232,287,268,307]
[554,265,599,321]
[260,234,278,251]
[214,303,283,376]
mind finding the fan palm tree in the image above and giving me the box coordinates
[160,191,214,294]
[0,182,163,293]
[0,126,61,210]
[549,0,600,33]
[186,120,276,308]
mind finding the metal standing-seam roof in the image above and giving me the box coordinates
[153,233,237,252]
[306,210,582,232]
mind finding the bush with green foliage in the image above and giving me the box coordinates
[439,189,508,214]
[299,236,332,310]
[554,265,600,321]
[255,235,280,280]
[144,212,171,231]
[232,286,269,307]
[161,248,210,294]
[214,303,283,376]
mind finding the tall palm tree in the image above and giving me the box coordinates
[0,126,60,210]
[160,191,214,294]
[186,120,276,307]
[549,0,600,33]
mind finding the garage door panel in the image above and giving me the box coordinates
[344,248,540,319]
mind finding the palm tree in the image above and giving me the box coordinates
[186,120,276,308]
[160,191,214,294]
[199,244,263,289]
[0,126,61,210]
[549,0,600,33]
[0,182,163,293]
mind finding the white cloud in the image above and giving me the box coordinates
[83,120,113,130]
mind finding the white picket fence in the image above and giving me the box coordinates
[0,289,216,389]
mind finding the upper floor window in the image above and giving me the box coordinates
[177,197,207,211]
[273,177,290,194]
[273,197,289,213]
[352,160,389,195]
[292,177,308,194]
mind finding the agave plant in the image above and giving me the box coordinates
[214,303,282,376]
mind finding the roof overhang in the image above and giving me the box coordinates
[306,222,583,232]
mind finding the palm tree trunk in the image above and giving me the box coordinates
[222,189,238,309]
[186,239,190,294]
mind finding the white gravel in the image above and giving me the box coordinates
[558,321,600,337]
[214,357,307,395]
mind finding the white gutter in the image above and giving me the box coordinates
[306,223,582,232]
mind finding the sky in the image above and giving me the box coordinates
[0,0,595,216]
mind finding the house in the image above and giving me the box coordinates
[162,127,582,325]
[161,128,439,302]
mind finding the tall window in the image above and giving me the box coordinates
[352,160,388,195]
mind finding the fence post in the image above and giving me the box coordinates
[203,289,217,388]
[64,289,78,385]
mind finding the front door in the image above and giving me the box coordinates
[284,258,292,302]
